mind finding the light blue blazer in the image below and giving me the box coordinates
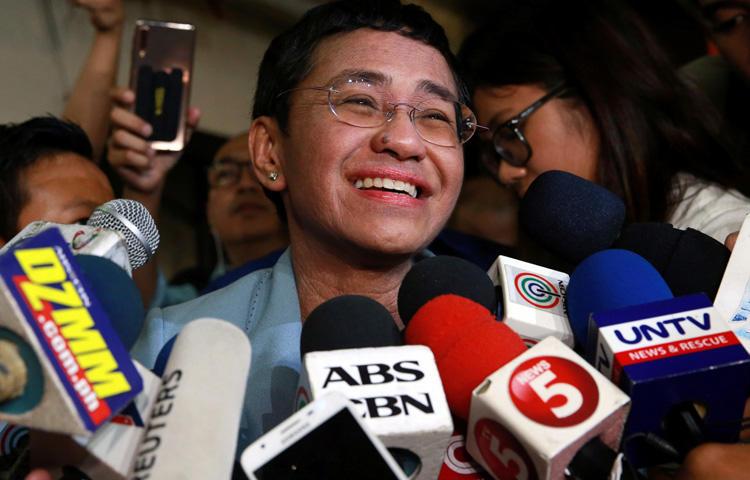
[131,248,302,455]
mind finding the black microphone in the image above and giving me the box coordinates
[519,170,626,265]
[614,223,730,300]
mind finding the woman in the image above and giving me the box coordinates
[459,0,750,244]
[129,0,477,455]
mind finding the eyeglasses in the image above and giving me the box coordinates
[279,76,485,148]
[481,83,568,173]
[702,1,749,34]
[208,160,252,188]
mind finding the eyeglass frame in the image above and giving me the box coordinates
[482,83,568,172]
[277,78,487,147]
[207,159,253,188]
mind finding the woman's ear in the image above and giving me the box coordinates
[249,117,287,192]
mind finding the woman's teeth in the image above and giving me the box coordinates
[354,177,418,198]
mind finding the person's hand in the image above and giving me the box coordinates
[25,470,53,480]
[674,442,750,479]
[72,0,124,33]
[108,87,201,195]
[725,231,739,252]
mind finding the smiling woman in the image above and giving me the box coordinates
[130,0,475,455]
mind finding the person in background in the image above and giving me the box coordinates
[0,117,113,247]
[0,117,115,480]
[201,133,289,294]
[63,0,125,160]
[682,0,749,166]
[460,0,750,247]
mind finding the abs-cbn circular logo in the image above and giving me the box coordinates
[474,419,537,480]
[509,356,599,428]
[441,434,483,477]
[514,273,560,309]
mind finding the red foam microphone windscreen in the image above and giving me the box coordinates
[405,294,527,419]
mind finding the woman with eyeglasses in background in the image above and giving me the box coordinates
[460,0,750,246]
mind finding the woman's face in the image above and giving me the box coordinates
[473,84,600,197]
[269,29,465,260]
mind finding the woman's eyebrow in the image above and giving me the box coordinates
[416,79,457,102]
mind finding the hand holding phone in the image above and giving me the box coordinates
[107,88,200,199]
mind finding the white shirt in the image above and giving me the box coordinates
[667,172,750,244]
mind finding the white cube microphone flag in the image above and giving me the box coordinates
[489,255,574,348]
[297,345,453,480]
[466,337,630,480]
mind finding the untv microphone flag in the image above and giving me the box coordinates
[0,228,142,436]
[590,293,750,467]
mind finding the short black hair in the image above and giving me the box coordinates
[252,0,466,128]
[0,116,93,239]
[252,0,465,221]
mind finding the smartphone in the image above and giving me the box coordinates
[240,392,408,480]
[129,20,196,152]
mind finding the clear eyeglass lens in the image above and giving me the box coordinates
[329,78,477,147]
[493,127,528,166]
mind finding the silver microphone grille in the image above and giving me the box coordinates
[87,199,160,269]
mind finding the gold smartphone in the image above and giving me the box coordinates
[129,20,196,152]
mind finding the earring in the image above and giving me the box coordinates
[268,171,279,181]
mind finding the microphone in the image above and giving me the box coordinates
[590,292,750,467]
[519,170,626,264]
[130,318,251,479]
[30,361,162,479]
[566,249,674,352]
[0,199,160,273]
[399,257,631,480]
[488,255,574,348]
[398,255,498,321]
[0,227,143,436]
[296,295,453,480]
[715,213,750,351]
[74,255,145,350]
[614,223,730,300]
[87,199,160,271]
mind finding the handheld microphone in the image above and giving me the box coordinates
[297,295,453,480]
[73,255,145,350]
[566,249,674,352]
[715,214,750,352]
[466,337,630,480]
[87,199,159,271]
[614,223,730,300]
[590,293,750,468]
[130,318,251,479]
[489,255,573,347]
[30,362,161,480]
[0,199,160,273]
[519,170,626,264]
[399,257,631,480]
[0,228,143,436]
